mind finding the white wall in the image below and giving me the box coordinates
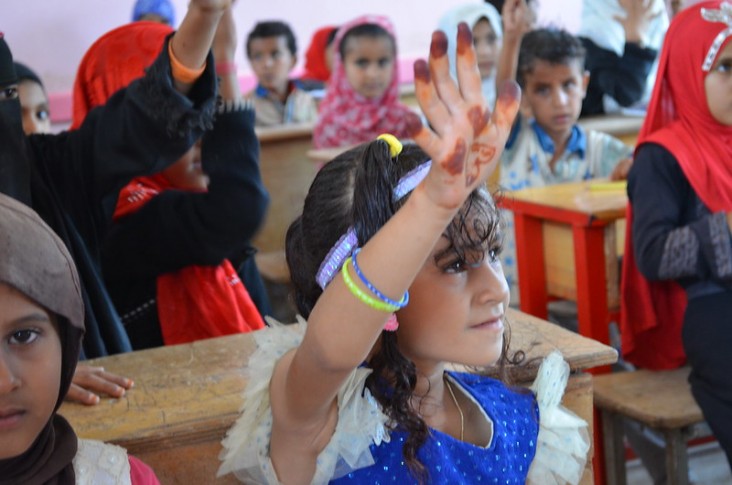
[3,0,581,95]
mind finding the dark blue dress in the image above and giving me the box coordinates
[332,371,539,484]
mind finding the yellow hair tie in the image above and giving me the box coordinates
[377,133,403,158]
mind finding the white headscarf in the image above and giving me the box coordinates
[437,2,503,108]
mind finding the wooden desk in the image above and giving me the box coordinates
[578,114,644,147]
[60,309,615,485]
[253,123,317,254]
[502,181,627,348]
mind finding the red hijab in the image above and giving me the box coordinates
[73,22,264,344]
[71,21,173,129]
[301,25,338,82]
[313,15,413,149]
[621,1,732,369]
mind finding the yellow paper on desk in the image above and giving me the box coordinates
[589,181,627,192]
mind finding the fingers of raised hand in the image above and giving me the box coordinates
[428,31,464,114]
[464,81,521,187]
[455,23,483,106]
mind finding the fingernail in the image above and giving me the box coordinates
[498,80,521,105]
[430,31,448,58]
[405,112,423,139]
[457,22,473,55]
[413,59,430,83]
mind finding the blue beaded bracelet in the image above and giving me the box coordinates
[351,249,409,308]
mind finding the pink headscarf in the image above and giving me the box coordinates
[621,1,732,370]
[313,15,413,149]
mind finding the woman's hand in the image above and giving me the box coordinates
[408,23,521,211]
[67,364,134,405]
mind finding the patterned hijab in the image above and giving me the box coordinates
[0,193,85,485]
[621,1,732,370]
[313,15,413,149]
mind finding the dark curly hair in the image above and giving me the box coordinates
[285,140,515,482]
[516,27,586,88]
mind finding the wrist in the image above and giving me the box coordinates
[726,212,732,233]
[216,60,237,76]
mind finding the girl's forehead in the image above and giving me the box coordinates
[343,34,394,54]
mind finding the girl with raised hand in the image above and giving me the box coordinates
[219,23,589,484]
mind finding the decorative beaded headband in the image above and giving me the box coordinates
[314,160,432,289]
[702,1,732,71]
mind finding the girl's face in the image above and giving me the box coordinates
[0,283,61,460]
[342,34,395,99]
[18,80,51,135]
[472,18,499,80]
[395,223,509,370]
[705,41,732,126]
[162,139,209,191]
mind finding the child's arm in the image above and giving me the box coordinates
[268,25,520,481]
[211,6,241,101]
[495,0,531,95]
[169,0,232,95]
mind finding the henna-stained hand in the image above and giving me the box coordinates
[407,23,521,210]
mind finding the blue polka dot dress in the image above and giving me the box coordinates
[218,320,590,485]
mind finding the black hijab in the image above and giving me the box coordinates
[0,193,85,485]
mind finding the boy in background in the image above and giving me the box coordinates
[497,16,632,302]
[245,21,317,126]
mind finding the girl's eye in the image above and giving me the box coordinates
[355,59,370,68]
[36,109,50,121]
[713,60,732,74]
[445,259,467,274]
[0,86,18,101]
[9,329,40,345]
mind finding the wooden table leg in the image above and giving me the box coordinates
[602,410,627,485]
[666,429,690,485]
[514,213,548,319]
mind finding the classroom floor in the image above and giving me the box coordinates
[626,441,732,484]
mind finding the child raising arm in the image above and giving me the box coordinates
[220,23,589,485]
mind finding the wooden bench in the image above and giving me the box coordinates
[593,367,710,485]
[60,308,616,484]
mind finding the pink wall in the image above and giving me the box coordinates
[3,0,582,125]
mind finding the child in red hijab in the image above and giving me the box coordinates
[299,25,338,91]
[622,0,732,464]
[73,11,269,349]
[313,15,414,149]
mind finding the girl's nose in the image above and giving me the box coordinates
[474,259,510,305]
[0,353,20,395]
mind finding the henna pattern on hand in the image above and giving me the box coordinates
[466,142,498,186]
[442,138,467,175]
[468,106,489,138]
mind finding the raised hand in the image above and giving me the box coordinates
[407,23,520,211]
[189,0,235,14]
[616,0,662,44]
[502,0,533,41]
